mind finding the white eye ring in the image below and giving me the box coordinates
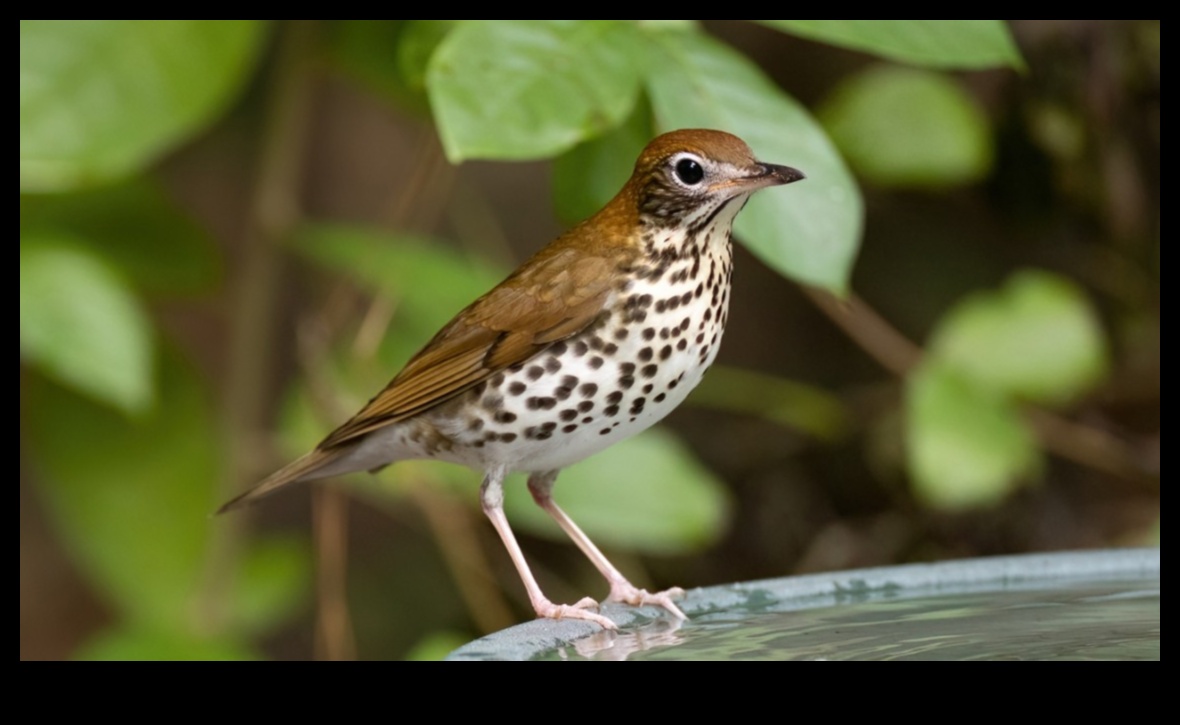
[670,153,706,187]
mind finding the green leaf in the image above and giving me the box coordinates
[819,66,994,188]
[755,20,1024,70]
[20,235,155,414]
[405,631,471,661]
[77,629,258,662]
[505,429,731,555]
[552,103,654,224]
[929,271,1109,405]
[20,179,220,296]
[687,365,849,442]
[21,20,265,191]
[229,537,313,637]
[642,30,862,294]
[427,20,643,161]
[906,361,1040,511]
[25,353,219,632]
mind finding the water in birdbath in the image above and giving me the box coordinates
[449,549,1160,661]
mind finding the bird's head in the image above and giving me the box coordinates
[626,129,804,231]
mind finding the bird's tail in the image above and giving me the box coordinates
[217,447,344,515]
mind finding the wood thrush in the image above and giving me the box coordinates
[220,129,804,630]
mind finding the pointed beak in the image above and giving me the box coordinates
[753,163,805,186]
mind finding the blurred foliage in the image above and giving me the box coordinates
[819,66,994,188]
[908,271,1109,510]
[755,20,1024,70]
[19,20,1158,661]
[20,236,155,413]
[20,20,266,191]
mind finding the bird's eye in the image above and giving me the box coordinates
[674,158,705,186]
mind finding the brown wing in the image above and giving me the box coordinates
[318,248,619,449]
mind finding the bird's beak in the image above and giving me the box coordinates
[753,163,806,186]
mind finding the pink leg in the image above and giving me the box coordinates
[480,466,616,630]
[528,472,687,620]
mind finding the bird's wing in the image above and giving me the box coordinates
[318,248,618,449]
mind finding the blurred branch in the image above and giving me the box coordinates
[805,288,1158,491]
[198,21,319,635]
[803,288,921,377]
[314,486,356,661]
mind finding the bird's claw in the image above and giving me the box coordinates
[535,597,618,630]
[608,584,688,620]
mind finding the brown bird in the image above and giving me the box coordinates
[220,129,804,630]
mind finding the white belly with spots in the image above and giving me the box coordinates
[425,244,732,474]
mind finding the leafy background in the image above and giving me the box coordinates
[20,20,1159,660]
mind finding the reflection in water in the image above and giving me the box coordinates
[539,579,1160,661]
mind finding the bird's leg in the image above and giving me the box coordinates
[480,466,617,630]
[528,471,687,620]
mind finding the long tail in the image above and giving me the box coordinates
[217,447,345,515]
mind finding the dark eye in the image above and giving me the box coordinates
[674,158,705,186]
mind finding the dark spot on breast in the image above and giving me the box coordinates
[680,292,692,306]
[545,357,562,373]
[468,418,484,432]
[660,346,672,361]
[573,341,589,356]
[677,339,688,351]
[501,433,518,443]
[638,348,653,362]
[619,362,636,375]
[508,381,527,396]
[696,333,706,344]
[560,409,578,422]
[607,391,623,405]
[614,328,628,341]
[603,343,619,356]
[577,400,595,413]
[583,417,594,424]
[482,396,504,410]
[695,283,704,299]
[527,366,544,381]
[680,318,691,331]
[655,300,667,313]
[641,365,658,379]
[590,337,605,352]
[654,393,667,403]
[555,385,573,401]
[660,328,671,340]
[704,309,712,322]
[562,424,578,434]
[604,406,620,417]
[549,342,567,356]
[524,427,537,439]
[589,356,604,370]
[490,373,505,387]
[600,429,612,436]
[642,328,656,341]
[494,411,517,424]
[537,432,553,441]
[619,376,635,390]
[579,383,598,398]
[541,422,557,433]
[638,294,653,308]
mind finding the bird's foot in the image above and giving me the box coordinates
[535,596,618,630]
[608,583,688,620]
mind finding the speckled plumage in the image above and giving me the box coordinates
[221,129,803,629]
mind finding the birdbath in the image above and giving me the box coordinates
[448,548,1160,661]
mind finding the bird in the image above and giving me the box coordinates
[220,129,804,630]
